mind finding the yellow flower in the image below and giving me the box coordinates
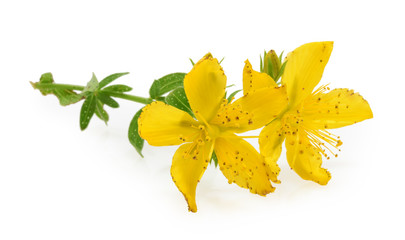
[245,42,373,184]
[138,53,287,212]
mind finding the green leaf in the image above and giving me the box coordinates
[98,92,119,108]
[226,89,242,103]
[94,99,109,124]
[38,72,54,88]
[165,87,194,118]
[128,108,145,157]
[32,73,82,106]
[81,73,99,96]
[152,72,187,98]
[102,84,132,92]
[99,72,129,89]
[260,54,263,73]
[210,151,218,167]
[189,58,195,66]
[260,50,267,73]
[158,73,187,94]
[149,80,161,99]
[53,89,83,106]
[279,51,284,63]
[274,61,287,83]
[80,95,97,130]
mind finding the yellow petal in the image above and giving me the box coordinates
[215,134,277,195]
[208,98,256,132]
[259,119,285,179]
[285,133,331,185]
[302,88,373,129]
[138,101,199,146]
[184,53,226,122]
[171,141,214,212]
[282,41,334,107]
[243,60,277,94]
[225,86,288,132]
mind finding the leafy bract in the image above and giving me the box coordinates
[31,73,82,106]
[80,95,97,130]
[128,108,145,157]
[102,84,132,92]
[149,73,186,99]
[226,89,242,103]
[210,151,218,167]
[95,100,109,124]
[81,73,99,96]
[149,80,161,99]
[98,72,129,89]
[98,92,119,108]
[165,87,194,118]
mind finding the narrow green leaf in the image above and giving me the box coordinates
[275,61,288,83]
[149,80,161,99]
[94,99,109,124]
[260,54,263,72]
[102,84,132,92]
[226,84,235,88]
[81,73,99,96]
[53,89,83,106]
[261,50,267,73]
[226,89,242,103]
[165,87,194,118]
[155,72,186,96]
[128,108,145,157]
[80,95,97,130]
[189,58,195,66]
[210,151,218,167]
[279,51,284,63]
[98,92,119,108]
[33,73,82,106]
[99,72,129,89]
[219,57,225,64]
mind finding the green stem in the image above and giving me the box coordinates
[32,82,85,91]
[102,91,153,104]
[33,82,153,105]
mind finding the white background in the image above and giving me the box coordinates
[0,0,404,239]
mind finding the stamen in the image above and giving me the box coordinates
[311,84,330,95]
[183,141,198,159]
[178,131,200,143]
[303,127,342,159]
[195,112,213,132]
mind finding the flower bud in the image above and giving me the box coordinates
[260,50,287,83]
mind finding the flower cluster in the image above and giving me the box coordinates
[138,42,373,212]
[32,41,373,212]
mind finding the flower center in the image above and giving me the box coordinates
[282,108,342,159]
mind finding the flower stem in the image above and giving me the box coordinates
[103,91,153,104]
[32,82,85,91]
[32,82,153,105]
